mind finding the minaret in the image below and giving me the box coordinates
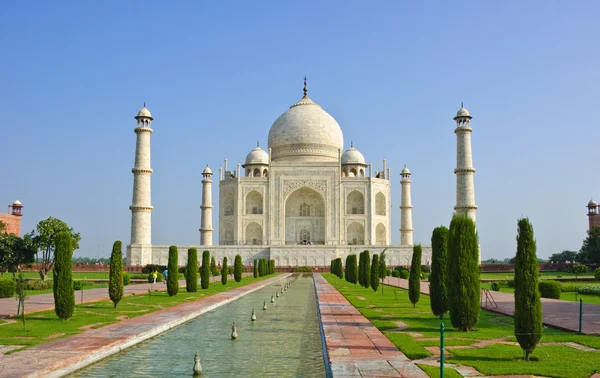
[454,103,477,222]
[400,166,413,246]
[587,199,599,231]
[130,103,154,247]
[200,165,214,245]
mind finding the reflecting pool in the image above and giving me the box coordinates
[70,274,326,377]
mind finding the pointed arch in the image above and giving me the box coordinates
[245,190,263,214]
[347,190,365,215]
[347,222,364,245]
[375,192,386,216]
[223,192,234,216]
[284,186,325,245]
[245,222,262,245]
[376,223,386,245]
[223,222,234,245]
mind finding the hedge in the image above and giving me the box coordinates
[0,278,16,298]
[595,267,600,280]
[576,284,600,296]
[392,270,400,278]
[292,266,312,272]
[538,281,561,299]
[399,270,409,279]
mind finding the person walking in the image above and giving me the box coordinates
[163,268,168,284]
[152,271,157,284]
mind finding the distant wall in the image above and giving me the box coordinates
[0,214,21,236]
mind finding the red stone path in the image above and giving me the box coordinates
[314,274,428,377]
[0,274,287,378]
[383,276,600,335]
[0,274,249,318]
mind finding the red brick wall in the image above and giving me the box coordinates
[589,214,600,231]
[0,214,21,236]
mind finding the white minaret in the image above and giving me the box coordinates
[130,103,154,247]
[400,165,413,246]
[200,165,213,245]
[454,103,477,222]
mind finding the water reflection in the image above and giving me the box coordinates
[70,275,325,377]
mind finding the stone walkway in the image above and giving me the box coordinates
[0,274,249,318]
[314,274,428,377]
[383,276,600,335]
[0,274,287,378]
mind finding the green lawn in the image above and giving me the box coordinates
[8,272,113,280]
[416,364,463,378]
[480,272,595,280]
[323,273,600,378]
[25,283,110,296]
[0,274,272,350]
[481,282,600,305]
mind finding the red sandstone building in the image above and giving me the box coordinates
[587,199,600,231]
[0,200,23,236]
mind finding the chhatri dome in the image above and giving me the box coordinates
[268,78,343,162]
[455,102,471,118]
[136,103,153,119]
[341,142,366,165]
[245,144,269,165]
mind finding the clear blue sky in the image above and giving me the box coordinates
[1,1,599,260]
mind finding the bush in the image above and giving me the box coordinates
[109,240,124,308]
[399,270,409,279]
[186,248,198,292]
[346,254,358,284]
[507,280,515,288]
[167,246,179,296]
[178,267,186,274]
[447,215,480,332]
[430,225,449,319]
[385,268,391,277]
[221,256,228,285]
[54,231,75,319]
[269,260,275,274]
[258,258,265,277]
[392,270,400,278]
[421,265,431,273]
[234,255,243,282]
[595,267,600,280]
[142,264,166,274]
[25,280,53,290]
[538,281,561,299]
[253,259,258,278]
[370,254,379,292]
[577,285,600,296]
[292,266,312,272]
[123,273,130,286]
[73,280,93,290]
[146,272,163,283]
[201,251,210,290]
[210,256,219,277]
[409,245,422,307]
[0,278,16,298]
[491,282,500,291]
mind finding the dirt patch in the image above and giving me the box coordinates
[0,319,16,327]
[79,322,105,331]
[375,309,384,312]
[367,304,376,308]
[116,315,128,321]
[357,296,366,300]
[381,314,393,318]
[47,333,65,339]
[11,337,34,340]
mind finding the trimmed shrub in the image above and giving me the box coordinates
[186,248,198,292]
[0,278,16,298]
[234,255,243,282]
[147,272,163,283]
[167,246,179,296]
[538,281,561,299]
[346,254,358,284]
[430,225,449,319]
[200,250,210,290]
[258,258,265,277]
[421,272,430,281]
[421,265,431,273]
[392,270,400,278]
[491,282,500,291]
[109,240,124,308]
[269,260,275,274]
[370,254,379,292]
[385,268,391,277]
[210,256,218,276]
[358,251,365,286]
[221,256,228,285]
[122,273,130,286]
[344,255,350,282]
[292,266,312,272]
[447,215,480,331]
[577,285,600,295]
[399,270,409,279]
[253,259,258,278]
[595,267,600,280]
[409,245,422,307]
[507,280,515,288]
[73,280,93,290]
[53,231,74,319]
[25,280,53,290]
[362,251,371,289]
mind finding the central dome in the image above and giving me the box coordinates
[268,93,344,162]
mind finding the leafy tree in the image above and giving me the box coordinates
[409,245,422,307]
[0,233,36,278]
[234,255,243,282]
[447,215,480,331]
[253,259,258,278]
[210,256,218,276]
[430,226,449,319]
[186,248,198,292]
[221,256,228,285]
[579,227,600,264]
[53,231,74,319]
[15,271,27,328]
[167,246,179,296]
[514,218,542,361]
[370,254,379,292]
[27,217,81,280]
[200,250,210,289]
[109,241,124,308]
[548,250,579,264]
[568,263,588,280]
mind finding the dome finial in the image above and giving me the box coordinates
[461,101,463,108]
[303,76,308,97]
[350,140,353,148]
[257,140,260,148]
[144,101,146,108]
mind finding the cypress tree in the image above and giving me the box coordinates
[514,218,542,361]
[253,259,258,278]
[167,246,179,296]
[379,249,387,294]
[409,245,422,307]
[210,256,217,276]
[200,250,210,289]
[338,258,344,279]
[186,248,198,292]
[345,255,351,282]
[363,251,371,289]
[109,240,124,308]
[430,226,449,319]
[348,254,358,284]
[234,255,243,282]
[358,252,364,286]
[221,256,228,285]
[53,231,74,319]
[370,254,379,292]
[447,215,480,331]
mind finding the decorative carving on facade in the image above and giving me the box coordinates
[283,180,327,197]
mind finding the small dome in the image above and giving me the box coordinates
[13,199,21,206]
[456,106,470,117]
[341,146,365,165]
[136,105,153,119]
[589,199,597,207]
[202,166,212,175]
[401,166,411,175]
[245,146,269,165]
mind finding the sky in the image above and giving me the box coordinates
[1,1,599,260]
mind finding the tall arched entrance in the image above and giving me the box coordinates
[284,187,325,245]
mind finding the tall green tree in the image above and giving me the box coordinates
[514,218,542,361]
[370,254,379,292]
[358,252,365,286]
[27,217,81,280]
[109,241,124,308]
[359,251,370,289]
[234,255,243,282]
[430,226,449,319]
[186,248,198,292]
[409,245,422,307]
[253,259,258,278]
[378,249,387,294]
[347,254,358,284]
[53,232,74,319]
[579,227,600,264]
[221,256,228,285]
[200,251,210,289]
[345,255,351,283]
[167,246,179,296]
[0,233,36,279]
[210,256,218,276]
[447,215,480,331]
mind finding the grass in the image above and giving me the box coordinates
[416,364,463,378]
[24,283,109,296]
[481,282,600,305]
[0,274,272,350]
[10,272,114,280]
[323,273,600,378]
[480,272,595,280]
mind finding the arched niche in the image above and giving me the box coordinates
[375,192,386,216]
[347,222,364,245]
[223,192,234,216]
[245,190,263,214]
[245,222,262,245]
[376,223,386,245]
[346,190,365,215]
[284,187,325,245]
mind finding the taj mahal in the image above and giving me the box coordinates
[126,79,478,267]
